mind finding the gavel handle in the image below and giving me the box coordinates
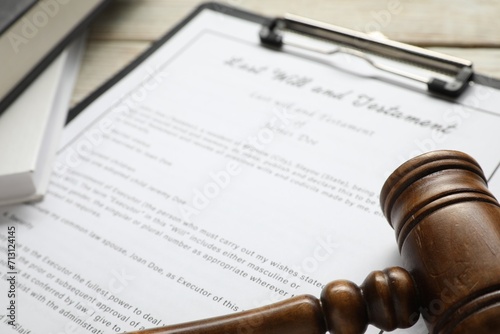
[128,294,325,334]
[126,267,419,334]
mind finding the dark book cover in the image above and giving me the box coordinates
[0,0,111,115]
[0,0,37,35]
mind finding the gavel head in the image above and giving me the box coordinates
[380,150,500,333]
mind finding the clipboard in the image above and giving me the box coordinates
[4,3,500,334]
[68,2,500,124]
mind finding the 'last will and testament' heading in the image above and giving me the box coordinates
[224,56,458,134]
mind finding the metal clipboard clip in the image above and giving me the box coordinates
[259,14,473,97]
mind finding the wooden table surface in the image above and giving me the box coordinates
[71,0,500,107]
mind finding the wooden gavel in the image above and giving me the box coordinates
[128,150,500,334]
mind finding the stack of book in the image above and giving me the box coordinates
[0,0,111,206]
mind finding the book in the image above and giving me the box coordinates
[0,36,84,206]
[0,0,111,114]
[1,3,500,334]
[0,1,37,35]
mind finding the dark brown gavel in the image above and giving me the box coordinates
[128,150,500,334]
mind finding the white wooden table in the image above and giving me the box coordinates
[71,0,500,107]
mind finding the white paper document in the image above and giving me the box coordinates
[1,7,500,334]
